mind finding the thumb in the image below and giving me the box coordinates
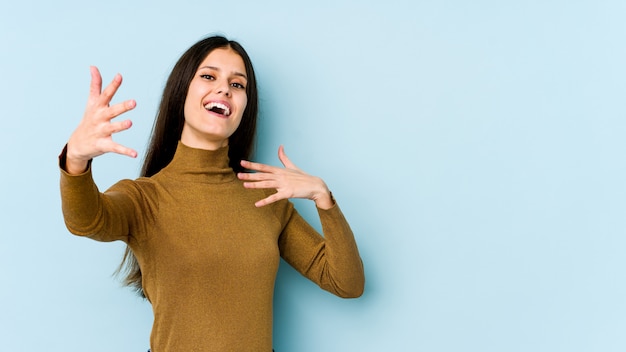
[278,145,298,170]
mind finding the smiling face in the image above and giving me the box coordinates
[181,47,248,150]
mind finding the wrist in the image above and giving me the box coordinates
[63,144,90,175]
[312,179,333,210]
[65,158,90,175]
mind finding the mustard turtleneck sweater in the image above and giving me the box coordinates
[59,141,364,352]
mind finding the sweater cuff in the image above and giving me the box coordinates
[316,192,340,214]
[58,144,92,176]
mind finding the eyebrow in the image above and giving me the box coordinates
[200,66,248,80]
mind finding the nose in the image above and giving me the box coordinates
[216,80,231,97]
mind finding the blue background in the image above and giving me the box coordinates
[1,0,626,351]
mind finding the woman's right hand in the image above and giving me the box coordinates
[65,66,137,174]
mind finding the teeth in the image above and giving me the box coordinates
[204,102,231,116]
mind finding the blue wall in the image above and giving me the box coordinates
[2,1,626,351]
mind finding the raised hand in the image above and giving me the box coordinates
[238,145,334,209]
[65,66,137,174]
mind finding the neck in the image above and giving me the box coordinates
[158,141,235,184]
[180,131,228,151]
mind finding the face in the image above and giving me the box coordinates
[181,47,248,150]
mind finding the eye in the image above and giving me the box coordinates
[231,82,245,89]
[200,74,215,80]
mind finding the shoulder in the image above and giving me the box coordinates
[106,177,158,201]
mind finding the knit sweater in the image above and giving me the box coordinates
[59,141,364,352]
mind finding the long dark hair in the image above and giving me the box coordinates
[116,36,259,296]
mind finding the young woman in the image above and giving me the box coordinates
[59,35,364,351]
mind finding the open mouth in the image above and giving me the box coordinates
[204,102,231,117]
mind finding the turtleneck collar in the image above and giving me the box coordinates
[160,141,236,184]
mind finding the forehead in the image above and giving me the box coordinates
[198,48,247,76]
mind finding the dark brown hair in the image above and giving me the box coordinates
[117,35,259,296]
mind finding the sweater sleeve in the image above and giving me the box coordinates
[277,199,365,298]
[59,146,146,243]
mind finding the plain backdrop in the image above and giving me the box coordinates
[1,0,626,351]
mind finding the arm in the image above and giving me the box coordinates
[238,147,365,297]
[59,146,142,242]
[277,200,365,298]
[59,66,140,241]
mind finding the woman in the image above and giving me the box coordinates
[59,35,364,351]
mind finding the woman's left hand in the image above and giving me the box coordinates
[238,145,334,209]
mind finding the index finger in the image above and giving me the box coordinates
[240,160,278,173]
[100,72,124,105]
